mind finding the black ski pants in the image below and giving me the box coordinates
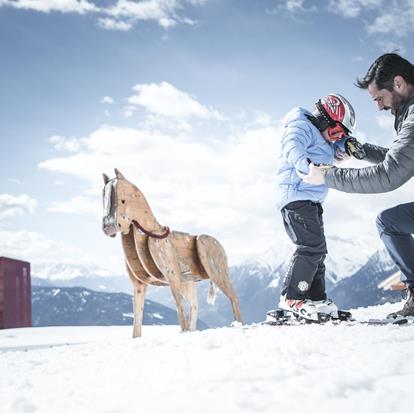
[376,202,414,288]
[281,200,327,300]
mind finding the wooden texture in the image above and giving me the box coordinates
[121,230,165,286]
[132,226,166,283]
[105,169,244,337]
[197,235,243,323]
[148,237,190,331]
[170,231,208,281]
[181,281,198,331]
[125,263,148,338]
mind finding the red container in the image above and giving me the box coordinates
[0,257,32,329]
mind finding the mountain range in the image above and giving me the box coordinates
[32,285,208,329]
[30,235,404,327]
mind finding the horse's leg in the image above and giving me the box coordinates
[196,235,243,323]
[148,237,189,332]
[125,262,148,338]
[181,281,198,331]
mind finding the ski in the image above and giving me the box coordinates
[354,317,413,326]
[262,309,413,327]
[263,309,353,326]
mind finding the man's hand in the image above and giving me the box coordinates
[297,163,329,185]
[344,137,366,160]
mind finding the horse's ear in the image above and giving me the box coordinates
[114,168,126,180]
[103,173,110,184]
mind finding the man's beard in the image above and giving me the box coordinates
[389,90,404,115]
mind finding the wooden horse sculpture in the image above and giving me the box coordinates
[102,169,243,337]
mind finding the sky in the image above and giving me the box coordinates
[1,0,414,273]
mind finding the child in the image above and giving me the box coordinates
[275,93,363,321]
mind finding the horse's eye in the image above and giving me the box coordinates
[121,200,125,204]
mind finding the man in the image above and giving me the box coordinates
[299,53,414,318]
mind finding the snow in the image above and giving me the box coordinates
[1,302,414,413]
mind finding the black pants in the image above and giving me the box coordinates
[281,201,327,300]
[376,202,414,288]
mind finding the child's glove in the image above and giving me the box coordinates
[344,137,366,160]
[334,148,351,163]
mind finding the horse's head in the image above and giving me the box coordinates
[102,168,136,237]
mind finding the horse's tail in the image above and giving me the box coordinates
[207,281,216,305]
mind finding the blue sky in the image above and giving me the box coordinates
[1,0,413,272]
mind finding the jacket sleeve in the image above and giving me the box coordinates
[281,123,312,175]
[325,112,414,193]
[363,143,388,164]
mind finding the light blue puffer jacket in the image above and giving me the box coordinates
[276,107,345,210]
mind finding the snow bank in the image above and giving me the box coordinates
[0,301,413,412]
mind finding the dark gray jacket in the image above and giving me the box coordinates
[325,94,414,193]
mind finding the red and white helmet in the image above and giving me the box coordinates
[316,93,356,133]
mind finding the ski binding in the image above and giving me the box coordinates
[264,308,353,326]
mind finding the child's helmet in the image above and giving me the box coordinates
[315,93,356,134]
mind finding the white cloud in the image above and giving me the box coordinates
[273,0,414,41]
[97,17,133,31]
[254,111,273,127]
[38,120,283,262]
[0,194,37,221]
[140,113,192,132]
[7,177,22,185]
[376,39,406,55]
[324,175,413,244]
[0,0,204,31]
[40,118,414,265]
[328,0,364,18]
[100,96,114,104]
[0,0,99,14]
[286,0,307,12]
[0,229,95,265]
[128,81,223,120]
[121,105,136,118]
[267,0,316,15]
[37,79,413,265]
[105,0,173,20]
[376,113,394,130]
[48,196,98,215]
[324,0,414,38]
[100,0,203,30]
[367,3,414,36]
[49,135,84,153]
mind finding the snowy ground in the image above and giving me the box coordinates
[1,301,414,413]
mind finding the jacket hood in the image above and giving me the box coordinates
[283,107,313,127]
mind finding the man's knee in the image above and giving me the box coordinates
[376,207,402,234]
[376,210,387,234]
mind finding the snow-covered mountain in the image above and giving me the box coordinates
[32,285,208,329]
[241,234,379,283]
[29,235,397,327]
[31,262,130,293]
[32,262,113,281]
[330,248,401,309]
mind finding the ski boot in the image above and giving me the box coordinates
[313,298,339,319]
[276,296,320,323]
[387,287,414,320]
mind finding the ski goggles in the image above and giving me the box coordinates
[327,122,349,142]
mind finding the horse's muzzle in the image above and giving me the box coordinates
[102,215,117,238]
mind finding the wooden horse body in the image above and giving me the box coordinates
[102,169,243,337]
